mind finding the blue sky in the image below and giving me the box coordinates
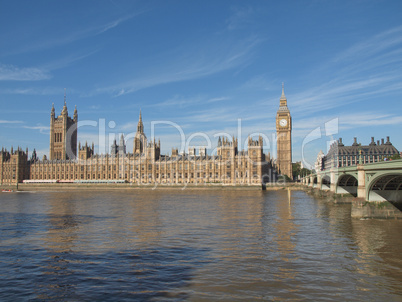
[1,0,402,168]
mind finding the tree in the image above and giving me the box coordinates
[292,162,312,180]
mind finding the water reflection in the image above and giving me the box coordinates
[0,189,401,301]
[272,190,298,282]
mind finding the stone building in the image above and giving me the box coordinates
[314,150,325,172]
[0,147,30,184]
[321,136,400,170]
[111,134,126,156]
[276,84,292,178]
[49,95,77,160]
[134,110,147,155]
[24,118,275,185]
[1,88,295,185]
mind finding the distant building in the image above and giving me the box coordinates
[49,97,78,160]
[322,137,400,170]
[111,134,127,156]
[314,150,325,172]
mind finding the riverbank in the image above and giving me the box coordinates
[2,183,265,191]
[1,182,307,192]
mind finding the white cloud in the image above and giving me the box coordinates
[154,95,230,108]
[22,125,50,134]
[206,97,230,103]
[226,6,254,31]
[97,14,141,34]
[332,25,402,64]
[91,36,261,97]
[0,120,23,124]
[289,74,402,117]
[6,13,143,57]
[42,50,100,71]
[339,112,402,127]
[0,87,72,96]
[240,74,276,91]
[155,95,203,107]
[0,49,97,86]
[290,25,402,118]
[0,63,51,81]
[119,121,138,131]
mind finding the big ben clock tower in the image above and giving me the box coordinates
[276,83,292,178]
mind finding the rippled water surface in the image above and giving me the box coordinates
[0,189,401,301]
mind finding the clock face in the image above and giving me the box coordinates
[279,119,287,127]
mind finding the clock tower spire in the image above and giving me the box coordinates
[276,84,292,179]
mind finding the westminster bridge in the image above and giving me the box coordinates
[301,159,402,210]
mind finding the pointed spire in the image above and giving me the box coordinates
[137,109,144,133]
[62,106,67,115]
[280,82,287,101]
[279,82,288,109]
[62,89,68,115]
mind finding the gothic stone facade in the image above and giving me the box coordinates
[275,84,292,178]
[49,101,78,160]
[1,109,277,186]
[0,147,30,184]
[1,89,293,185]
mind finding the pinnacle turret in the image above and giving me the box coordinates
[73,105,78,121]
[137,110,144,133]
[278,83,289,110]
[280,82,286,99]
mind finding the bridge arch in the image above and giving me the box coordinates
[321,175,331,190]
[313,176,317,188]
[367,172,402,211]
[336,173,358,196]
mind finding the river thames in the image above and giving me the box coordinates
[0,189,401,301]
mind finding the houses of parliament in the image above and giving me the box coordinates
[0,88,293,185]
